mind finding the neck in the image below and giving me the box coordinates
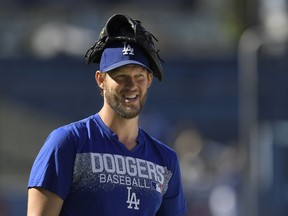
[98,107,139,151]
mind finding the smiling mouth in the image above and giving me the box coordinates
[123,94,138,102]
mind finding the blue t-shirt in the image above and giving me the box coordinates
[28,114,187,216]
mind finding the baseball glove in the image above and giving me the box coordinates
[84,14,164,81]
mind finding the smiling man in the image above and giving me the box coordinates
[27,14,187,216]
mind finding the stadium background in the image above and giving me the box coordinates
[0,0,288,215]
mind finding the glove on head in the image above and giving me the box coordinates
[84,14,164,81]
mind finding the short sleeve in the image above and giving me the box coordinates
[28,127,76,200]
[156,155,187,216]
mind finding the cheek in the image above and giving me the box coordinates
[140,86,149,96]
[104,83,121,94]
[103,79,114,90]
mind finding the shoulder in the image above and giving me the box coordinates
[62,114,97,132]
[140,129,179,163]
[56,114,99,138]
[153,137,178,159]
[46,114,99,148]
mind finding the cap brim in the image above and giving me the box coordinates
[101,60,152,73]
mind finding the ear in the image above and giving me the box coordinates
[95,71,105,89]
[147,72,153,88]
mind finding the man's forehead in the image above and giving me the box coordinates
[108,64,149,74]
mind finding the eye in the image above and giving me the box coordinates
[135,74,145,79]
[116,74,125,78]
[113,74,126,80]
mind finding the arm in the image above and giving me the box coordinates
[27,187,63,216]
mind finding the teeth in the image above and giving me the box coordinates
[125,95,137,99]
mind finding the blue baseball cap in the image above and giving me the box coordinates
[100,41,152,73]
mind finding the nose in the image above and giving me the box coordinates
[125,76,137,90]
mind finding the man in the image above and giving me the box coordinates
[27,14,187,215]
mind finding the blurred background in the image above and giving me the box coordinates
[0,0,288,215]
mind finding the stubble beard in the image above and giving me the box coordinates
[104,89,147,119]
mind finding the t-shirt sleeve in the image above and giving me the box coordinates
[28,127,76,200]
[156,154,187,216]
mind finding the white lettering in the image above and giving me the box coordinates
[136,158,148,179]
[119,175,125,185]
[125,176,131,186]
[113,174,119,184]
[91,153,103,173]
[156,165,165,184]
[114,155,126,175]
[122,42,134,55]
[103,154,115,173]
[107,174,113,183]
[99,173,106,183]
[91,153,168,185]
[147,161,157,181]
[126,187,140,210]
[132,178,138,187]
[126,157,137,176]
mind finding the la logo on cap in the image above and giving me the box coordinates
[122,42,134,55]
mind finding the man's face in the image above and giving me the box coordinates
[101,64,153,119]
